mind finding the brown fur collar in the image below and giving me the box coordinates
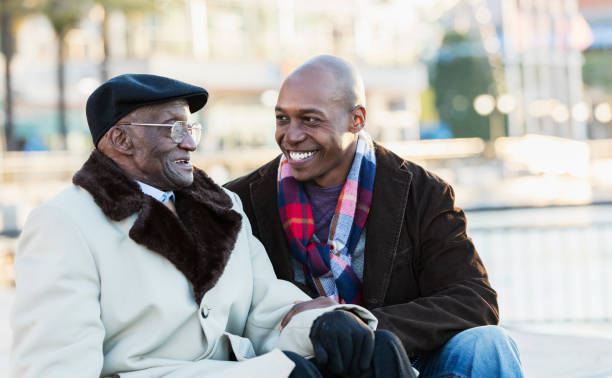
[73,149,242,303]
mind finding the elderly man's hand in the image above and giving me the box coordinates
[280,296,337,331]
[309,310,375,377]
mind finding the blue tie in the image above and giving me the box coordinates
[161,192,175,204]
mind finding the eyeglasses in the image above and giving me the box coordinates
[116,121,202,145]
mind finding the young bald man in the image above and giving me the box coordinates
[225,55,524,377]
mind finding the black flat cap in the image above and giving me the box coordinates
[86,74,208,147]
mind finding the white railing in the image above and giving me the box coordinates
[468,205,612,322]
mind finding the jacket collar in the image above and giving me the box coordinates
[248,144,413,305]
[362,143,413,307]
[72,149,242,303]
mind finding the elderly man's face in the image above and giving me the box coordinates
[274,69,357,187]
[127,101,196,191]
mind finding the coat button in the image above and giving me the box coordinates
[201,304,210,319]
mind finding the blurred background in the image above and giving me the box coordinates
[1,0,612,375]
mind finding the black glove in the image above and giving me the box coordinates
[309,310,375,376]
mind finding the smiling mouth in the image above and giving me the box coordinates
[288,150,317,161]
[174,158,192,168]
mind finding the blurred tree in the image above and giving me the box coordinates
[38,0,91,150]
[429,31,496,140]
[0,0,33,151]
[95,0,154,81]
[583,50,612,93]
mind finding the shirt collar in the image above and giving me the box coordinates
[136,181,175,203]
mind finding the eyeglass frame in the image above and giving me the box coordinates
[115,121,202,145]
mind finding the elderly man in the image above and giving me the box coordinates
[10,74,415,378]
[225,55,524,377]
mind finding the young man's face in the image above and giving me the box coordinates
[127,101,196,191]
[274,70,360,187]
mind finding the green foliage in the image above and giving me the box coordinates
[96,0,155,13]
[34,0,153,36]
[0,0,31,13]
[429,31,496,140]
[0,0,36,53]
[0,0,30,15]
[38,0,91,36]
[1,0,38,150]
[583,49,612,93]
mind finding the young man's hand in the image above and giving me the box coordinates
[280,296,337,331]
[309,310,375,376]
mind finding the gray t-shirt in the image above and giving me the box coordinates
[303,182,343,243]
[292,181,365,285]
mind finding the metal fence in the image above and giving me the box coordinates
[2,176,612,319]
[468,204,612,322]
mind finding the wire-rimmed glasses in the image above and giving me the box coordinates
[116,121,202,145]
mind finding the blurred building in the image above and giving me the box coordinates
[499,0,591,139]
[418,0,599,141]
[4,0,433,151]
[2,0,610,151]
[579,0,612,139]
[579,0,612,49]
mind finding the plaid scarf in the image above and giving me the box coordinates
[277,131,376,304]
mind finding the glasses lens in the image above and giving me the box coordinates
[170,122,186,144]
[189,123,202,145]
[170,121,201,145]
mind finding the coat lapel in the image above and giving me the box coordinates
[72,150,242,303]
[362,144,413,307]
[248,156,296,282]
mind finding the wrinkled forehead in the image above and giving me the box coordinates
[121,99,190,123]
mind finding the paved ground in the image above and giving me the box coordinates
[2,287,612,377]
[509,329,612,377]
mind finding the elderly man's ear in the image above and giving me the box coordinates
[105,126,134,156]
[349,105,366,134]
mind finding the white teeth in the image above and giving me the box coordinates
[289,151,315,161]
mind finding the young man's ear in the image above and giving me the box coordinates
[107,126,134,155]
[350,105,366,134]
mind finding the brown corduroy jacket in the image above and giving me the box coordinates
[224,143,499,356]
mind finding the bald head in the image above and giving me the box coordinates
[274,55,367,187]
[284,55,366,109]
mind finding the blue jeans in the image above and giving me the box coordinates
[413,326,524,378]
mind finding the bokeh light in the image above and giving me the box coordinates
[497,94,516,114]
[572,102,591,122]
[594,103,612,123]
[551,103,570,123]
[473,94,496,116]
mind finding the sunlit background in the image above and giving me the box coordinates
[1,0,612,375]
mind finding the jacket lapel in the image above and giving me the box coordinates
[72,150,242,303]
[248,156,296,282]
[362,144,413,308]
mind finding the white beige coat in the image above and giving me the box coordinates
[10,151,376,378]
